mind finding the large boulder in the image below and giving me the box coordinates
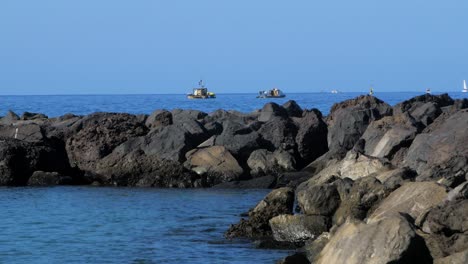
[269,214,330,243]
[95,149,202,187]
[65,113,148,172]
[0,123,46,143]
[184,146,244,185]
[333,176,389,225]
[145,110,172,129]
[0,139,73,186]
[225,187,294,239]
[282,100,303,117]
[297,181,341,216]
[27,171,73,186]
[434,250,468,264]
[326,95,392,155]
[0,110,20,125]
[369,182,447,223]
[313,216,432,264]
[258,102,288,122]
[403,109,468,186]
[393,93,454,128]
[294,109,328,165]
[360,114,419,163]
[247,149,296,177]
[419,200,468,257]
[257,117,297,151]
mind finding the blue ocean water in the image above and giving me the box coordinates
[0,187,289,264]
[1,92,466,118]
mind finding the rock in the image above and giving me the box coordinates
[21,112,48,120]
[184,146,244,185]
[27,171,73,186]
[258,117,297,151]
[145,110,172,129]
[446,181,468,201]
[360,114,419,162]
[314,216,432,264]
[282,100,303,117]
[434,249,468,264]
[171,109,207,120]
[393,93,454,128]
[369,181,447,223]
[96,149,201,187]
[419,200,468,258]
[65,113,148,172]
[303,232,329,263]
[225,187,294,239]
[212,175,277,189]
[339,151,391,180]
[258,102,288,122]
[269,214,330,242]
[333,176,389,225]
[0,139,73,186]
[403,109,468,180]
[247,149,296,177]
[0,123,46,142]
[213,120,261,162]
[0,110,20,125]
[277,252,310,264]
[374,167,417,190]
[294,109,328,164]
[296,182,341,216]
[327,95,392,155]
[141,119,209,162]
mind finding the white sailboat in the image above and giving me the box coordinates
[463,80,468,93]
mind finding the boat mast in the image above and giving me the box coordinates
[464,80,467,91]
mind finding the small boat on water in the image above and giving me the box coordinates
[331,89,339,94]
[426,88,431,94]
[257,88,286,98]
[463,80,468,93]
[369,86,374,95]
[187,80,216,99]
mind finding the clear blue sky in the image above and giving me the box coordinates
[0,0,467,94]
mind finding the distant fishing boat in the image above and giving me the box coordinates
[187,80,216,99]
[463,80,468,93]
[426,88,431,94]
[257,88,286,98]
[331,89,339,94]
[369,86,374,95]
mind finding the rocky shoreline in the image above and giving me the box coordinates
[1,94,467,263]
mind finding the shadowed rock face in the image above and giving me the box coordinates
[327,95,392,155]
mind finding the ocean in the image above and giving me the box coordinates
[1,92,466,118]
[0,92,467,263]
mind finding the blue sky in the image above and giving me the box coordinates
[0,0,467,94]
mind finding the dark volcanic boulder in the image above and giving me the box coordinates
[294,109,328,165]
[403,109,468,186]
[27,171,73,186]
[419,200,468,257]
[327,95,392,155]
[247,149,296,177]
[297,182,341,216]
[0,110,20,125]
[66,113,148,172]
[171,109,208,121]
[0,139,73,186]
[258,117,297,151]
[282,100,303,117]
[96,149,202,187]
[0,123,46,143]
[393,93,454,128]
[145,110,172,129]
[225,187,294,239]
[258,102,288,122]
[21,112,48,121]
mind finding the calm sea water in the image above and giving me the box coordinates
[0,187,290,264]
[1,92,466,117]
